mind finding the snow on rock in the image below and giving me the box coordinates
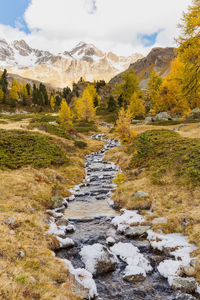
[123,265,146,282]
[63,259,98,299]
[80,243,118,275]
[147,230,197,262]
[106,236,116,246]
[57,237,74,248]
[47,221,66,236]
[111,210,145,233]
[157,260,182,278]
[110,242,152,277]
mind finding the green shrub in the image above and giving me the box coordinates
[29,123,71,140]
[0,130,69,169]
[74,140,87,149]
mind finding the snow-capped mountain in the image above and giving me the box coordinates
[0,39,143,88]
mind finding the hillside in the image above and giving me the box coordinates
[109,47,176,88]
[0,39,143,88]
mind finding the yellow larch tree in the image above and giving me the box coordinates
[0,89,4,103]
[129,92,146,118]
[74,85,97,121]
[50,96,56,111]
[115,107,136,144]
[59,99,72,126]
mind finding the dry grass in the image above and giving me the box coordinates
[0,118,104,299]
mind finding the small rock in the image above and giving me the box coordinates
[10,230,15,235]
[123,266,146,282]
[29,276,36,284]
[134,191,149,198]
[144,116,153,124]
[57,237,75,249]
[169,277,197,294]
[5,217,15,225]
[106,237,116,246]
[56,218,69,226]
[65,224,76,233]
[125,226,151,238]
[18,250,25,258]
[181,258,199,277]
[152,217,168,225]
[154,112,172,121]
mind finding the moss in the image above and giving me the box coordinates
[0,130,69,169]
[130,129,200,186]
[16,274,28,284]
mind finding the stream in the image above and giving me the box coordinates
[53,134,199,300]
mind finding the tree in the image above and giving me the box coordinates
[63,86,72,104]
[74,85,97,121]
[1,69,8,93]
[50,96,56,111]
[10,85,19,101]
[154,57,190,116]
[39,83,49,105]
[59,99,72,126]
[32,84,39,104]
[148,70,162,105]
[114,69,140,107]
[129,93,146,118]
[175,0,200,107]
[26,83,31,95]
[0,89,4,103]
[115,107,136,144]
[107,95,117,112]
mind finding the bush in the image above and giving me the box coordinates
[74,140,87,149]
[0,130,69,169]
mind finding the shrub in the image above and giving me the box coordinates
[74,140,87,149]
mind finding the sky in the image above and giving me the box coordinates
[0,0,193,56]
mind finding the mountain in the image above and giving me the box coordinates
[0,39,143,88]
[109,47,176,88]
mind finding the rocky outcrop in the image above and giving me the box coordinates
[109,47,176,88]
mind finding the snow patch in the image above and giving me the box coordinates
[57,237,74,248]
[111,210,145,232]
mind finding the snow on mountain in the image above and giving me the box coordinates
[0,39,143,88]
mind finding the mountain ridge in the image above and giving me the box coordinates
[0,39,143,88]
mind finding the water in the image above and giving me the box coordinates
[56,134,199,300]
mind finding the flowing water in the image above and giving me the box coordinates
[56,134,199,300]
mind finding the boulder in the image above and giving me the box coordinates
[154,112,172,121]
[80,244,118,275]
[144,116,153,124]
[65,224,76,233]
[134,191,149,198]
[169,277,197,294]
[106,237,116,246]
[56,218,69,226]
[125,226,151,238]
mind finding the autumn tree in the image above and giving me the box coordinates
[59,99,72,126]
[115,107,136,144]
[148,70,162,105]
[74,85,97,121]
[114,69,140,107]
[129,93,146,118]
[50,95,56,111]
[0,89,4,103]
[177,0,200,107]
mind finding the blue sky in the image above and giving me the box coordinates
[0,0,30,32]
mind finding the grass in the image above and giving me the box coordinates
[0,125,104,299]
[0,130,69,169]
[148,119,200,126]
[105,127,200,282]
[0,113,34,122]
[130,129,200,186]
[29,122,72,140]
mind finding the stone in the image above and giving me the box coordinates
[80,244,118,276]
[18,250,25,258]
[154,112,172,121]
[5,217,15,225]
[123,266,146,282]
[152,217,168,225]
[134,191,149,198]
[106,237,116,246]
[56,218,69,226]
[125,226,151,238]
[144,116,153,124]
[170,277,197,294]
[65,224,76,233]
[181,258,199,277]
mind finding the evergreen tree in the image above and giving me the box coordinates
[32,84,38,104]
[26,83,31,95]
[107,95,117,112]
[1,69,8,94]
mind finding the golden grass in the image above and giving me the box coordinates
[0,120,104,299]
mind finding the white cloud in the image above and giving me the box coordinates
[0,0,193,55]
